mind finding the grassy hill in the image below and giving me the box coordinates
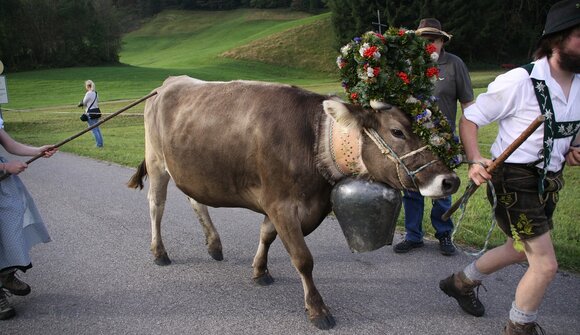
[3,9,340,110]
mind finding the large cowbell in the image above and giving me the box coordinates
[331,178,402,253]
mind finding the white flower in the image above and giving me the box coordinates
[406,96,419,104]
[430,135,445,146]
[341,44,351,56]
[424,109,432,118]
[372,50,381,60]
[367,66,375,78]
[431,52,439,61]
[423,121,434,129]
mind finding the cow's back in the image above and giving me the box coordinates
[144,76,330,213]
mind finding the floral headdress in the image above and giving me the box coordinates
[336,28,463,169]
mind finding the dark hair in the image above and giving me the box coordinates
[533,25,577,60]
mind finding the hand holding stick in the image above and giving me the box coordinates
[441,115,545,221]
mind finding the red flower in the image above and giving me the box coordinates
[363,45,379,58]
[426,67,439,78]
[425,44,437,54]
[397,72,410,84]
[350,92,359,100]
[398,29,405,36]
[375,33,386,43]
[373,67,380,77]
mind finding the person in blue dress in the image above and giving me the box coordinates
[0,116,58,320]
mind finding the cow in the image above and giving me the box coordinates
[128,76,460,330]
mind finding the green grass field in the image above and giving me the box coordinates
[1,9,578,272]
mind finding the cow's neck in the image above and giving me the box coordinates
[316,114,368,183]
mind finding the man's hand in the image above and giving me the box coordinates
[566,146,580,166]
[468,158,494,186]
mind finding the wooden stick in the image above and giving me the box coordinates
[441,115,545,221]
[0,91,157,181]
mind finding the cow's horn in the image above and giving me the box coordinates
[370,100,392,110]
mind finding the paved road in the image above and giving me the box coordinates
[1,150,579,335]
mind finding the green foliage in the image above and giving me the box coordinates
[0,0,122,71]
[325,0,560,67]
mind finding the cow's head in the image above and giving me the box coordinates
[320,99,460,198]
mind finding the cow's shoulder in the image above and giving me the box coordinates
[162,75,206,88]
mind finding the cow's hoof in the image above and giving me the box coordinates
[208,249,223,261]
[154,254,171,266]
[310,314,336,330]
[253,272,274,286]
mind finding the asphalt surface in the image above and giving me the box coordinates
[1,149,579,335]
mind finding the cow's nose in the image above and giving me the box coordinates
[442,174,460,194]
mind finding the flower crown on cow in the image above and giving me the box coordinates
[336,28,463,169]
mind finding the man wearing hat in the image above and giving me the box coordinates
[394,18,474,256]
[439,1,580,334]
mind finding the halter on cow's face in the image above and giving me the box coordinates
[321,99,459,198]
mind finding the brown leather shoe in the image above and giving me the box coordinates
[502,320,545,335]
[439,271,485,317]
[0,270,31,296]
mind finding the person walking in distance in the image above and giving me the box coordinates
[78,80,104,148]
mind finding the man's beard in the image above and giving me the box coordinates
[559,48,580,73]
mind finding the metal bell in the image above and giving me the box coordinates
[331,178,402,253]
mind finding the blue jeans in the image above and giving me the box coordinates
[87,118,103,147]
[402,190,453,242]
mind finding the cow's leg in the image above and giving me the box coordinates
[252,216,277,286]
[270,209,335,330]
[188,197,223,261]
[147,165,171,266]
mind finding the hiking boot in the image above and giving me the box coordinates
[0,270,31,296]
[438,234,456,256]
[394,240,424,253]
[439,271,485,317]
[502,320,545,335]
[0,290,15,320]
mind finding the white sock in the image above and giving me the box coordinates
[509,301,538,324]
[463,261,487,281]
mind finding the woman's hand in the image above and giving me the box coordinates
[39,145,58,158]
[2,161,28,175]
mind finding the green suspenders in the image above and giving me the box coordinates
[522,63,580,193]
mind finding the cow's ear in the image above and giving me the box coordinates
[323,100,359,129]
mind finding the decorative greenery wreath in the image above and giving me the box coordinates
[336,28,464,169]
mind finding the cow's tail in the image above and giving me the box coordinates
[127,160,148,190]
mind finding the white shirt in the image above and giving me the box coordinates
[464,57,580,172]
[82,91,99,111]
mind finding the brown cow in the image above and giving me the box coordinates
[128,76,460,329]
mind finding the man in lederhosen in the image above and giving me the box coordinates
[438,1,580,334]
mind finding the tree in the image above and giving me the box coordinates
[0,0,122,71]
[326,0,561,67]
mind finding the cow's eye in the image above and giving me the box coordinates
[391,129,405,139]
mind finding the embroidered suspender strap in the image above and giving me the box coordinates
[529,76,554,194]
[524,63,580,194]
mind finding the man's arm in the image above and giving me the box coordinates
[459,115,493,185]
